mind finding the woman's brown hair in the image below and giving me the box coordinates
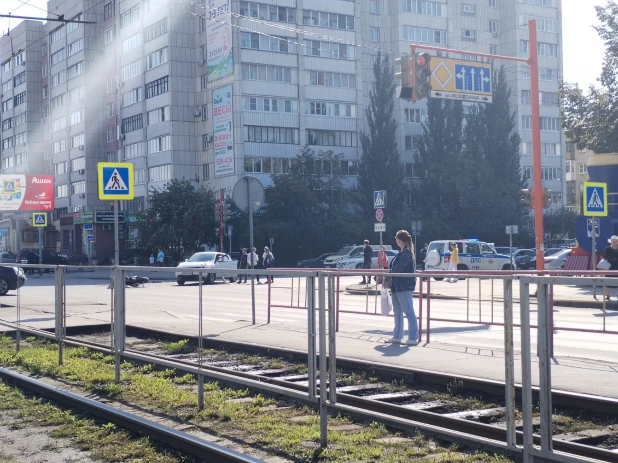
[396,230,415,257]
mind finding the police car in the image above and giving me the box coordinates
[424,239,515,279]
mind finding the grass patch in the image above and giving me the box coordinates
[0,340,515,462]
[0,380,198,463]
[161,339,193,355]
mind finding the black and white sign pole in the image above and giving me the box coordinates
[247,176,255,325]
[591,217,596,272]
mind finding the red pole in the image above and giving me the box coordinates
[267,275,271,324]
[336,275,340,333]
[427,277,431,343]
[219,190,224,252]
[529,19,545,271]
[418,276,423,343]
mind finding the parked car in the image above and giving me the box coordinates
[544,249,571,270]
[336,249,399,269]
[16,248,68,274]
[494,247,519,255]
[296,253,334,268]
[175,252,238,285]
[323,245,392,268]
[0,252,16,263]
[523,248,567,270]
[513,249,536,270]
[0,265,26,296]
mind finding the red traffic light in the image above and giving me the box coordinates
[415,55,427,66]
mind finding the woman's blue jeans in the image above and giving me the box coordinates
[391,290,418,340]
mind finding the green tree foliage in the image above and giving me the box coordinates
[137,180,218,263]
[416,67,525,243]
[560,1,618,153]
[357,52,404,218]
[543,208,578,244]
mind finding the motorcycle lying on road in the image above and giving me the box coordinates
[125,275,149,287]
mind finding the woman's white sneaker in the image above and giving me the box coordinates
[404,338,419,346]
[383,337,402,343]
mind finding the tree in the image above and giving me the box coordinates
[136,180,218,263]
[543,208,578,245]
[560,1,618,153]
[357,52,404,218]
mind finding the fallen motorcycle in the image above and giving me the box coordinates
[125,275,149,287]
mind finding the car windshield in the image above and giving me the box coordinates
[350,248,363,257]
[188,253,216,262]
[428,242,444,253]
[544,248,562,256]
[333,246,354,256]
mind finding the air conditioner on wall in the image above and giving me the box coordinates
[194,107,201,117]
[78,169,85,174]
[198,59,205,66]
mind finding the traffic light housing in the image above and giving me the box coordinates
[542,188,551,208]
[395,55,414,100]
[223,203,231,221]
[520,189,532,206]
[414,52,432,100]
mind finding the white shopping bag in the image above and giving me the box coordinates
[381,287,393,316]
[598,259,612,271]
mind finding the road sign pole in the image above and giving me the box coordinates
[247,177,255,325]
[592,216,597,298]
[38,202,42,277]
[509,231,513,266]
[114,201,120,266]
[528,19,545,271]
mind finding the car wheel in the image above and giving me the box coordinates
[228,277,235,283]
[206,273,215,285]
[176,277,185,286]
[0,278,9,296]
[502,264,514,271]
[433,277,444,281]
[355,263,362,269]
[456,264,468,280]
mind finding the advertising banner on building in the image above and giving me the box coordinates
[213,85,234,177]
[0,174,54,211]
[206,0,233,82]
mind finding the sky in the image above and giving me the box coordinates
[0,0,607,89]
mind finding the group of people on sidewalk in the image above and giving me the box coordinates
[235,246,274,284]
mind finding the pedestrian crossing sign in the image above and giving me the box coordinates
[98,162,134,200]
[374,190,386,209]
[583,182,608,217]
[32,212,47,227]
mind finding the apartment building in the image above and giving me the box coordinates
[565,140,591,214]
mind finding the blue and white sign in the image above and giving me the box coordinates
[583,182,608,217]
[455,64,492,93]
[84,224,93,231]
[575,215,613,253]
[97,162,134,200]
[373,190,386,209]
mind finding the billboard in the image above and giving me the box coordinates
[213,85,234,177]
[0,174,54,211]
[206,0,233,82]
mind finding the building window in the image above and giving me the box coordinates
[2,156,14,169]
[55,184,69,198]
[121,87,143,107]
[54,161,68,175]
[521,90,531,105]
[405,135,413,150]
[70,181,86,195]
[107,127,116,142]
[50,26,65,43]
[370,0,380,14]
[308,71,355,88]
[146,47,168,70]
[301,10,353,30]
[460,4,476,14]
[202,164,210,180]
[104,28,114,44]
[242,96,299,113]
[145,19,167,42]
[120,5,140,28]
[305,101,356,117]
[51,70,66,88]
[147,134,171,154]
[540,91,559,106]
[521,16,558,33]
[240,2,297,24]
[42,64,47,78]
[15,152,27,165]
[462,30,477,40]
[13,132,26,145]
[66,13,82,33]
[43,85,48,98]
[241,33,298,53]
[106,151,116,162]
[51,94,65,110]
[13,92,26,107]
[124,141,143,159]
[67,38,84,57]
[402,0,444,16]
[70,133,85,148]
[145,76,169,98]
[13,72,26,87]
[70,110,84,125]
[107,102,114,117]
[241,64,292,83]
[122,60,143,81]
[489,0,497,7]
[1,99,13,112]
[147,106,170,126]
[402,27,447,45]
[134,169,146,185]
[72,157,85,171]
[121,114,143,133]
[69,86,84,103]
[246,126,299,144]
[52,117,67,132]
[540,117,560,131]
[490,45,498,55]
[104,2,113,19]
[148,164,171,182]
[306,129,356,147]
[14,112,26,126]
[578,163,587,174]
[122,33,142,53]
[2,137,13,150]
[521,116,532,130]
[303,40,354,59]
[489,20,500,34]
[541,143,561,156]
[404,108,427,123]
[370,27,380,42]
[53,139,67,153]
[1,80,11,93]
[2,118,11,131]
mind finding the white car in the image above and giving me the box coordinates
[424,239,515,280]
[175,252,237,285]
[324,245,392,268]
[337,249,399,269]
[544,249,571,270]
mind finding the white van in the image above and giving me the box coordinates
[324,244,392,268]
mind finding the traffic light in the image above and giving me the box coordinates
[414,52,432,100]
[520,189,532,206]
[542,188,552,208]
[223,203,231,221]
[214,204,221,221]
[395,55,414,100]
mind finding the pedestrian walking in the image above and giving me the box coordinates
[248,247,260,283]
[237,248,248,283]
[360,240,372,285]
[157,249,165,267]
[263,247,274,283]
[383,230,418,346]
[447,242,459,283]
[149,254,155,266]
[603,235,618,300]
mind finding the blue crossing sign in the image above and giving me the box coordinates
[374,190,386,209]
[583,182,608,217]
[33,212,47,227]
[455,64,492,93]
[98,162,134,200]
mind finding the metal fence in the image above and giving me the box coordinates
[0,264,617,462]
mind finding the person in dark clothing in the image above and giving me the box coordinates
[603,235,618,300]
[418,243,428,271]
[237,248,248,283]
[360,240,372,284]
[263,247,274,283]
